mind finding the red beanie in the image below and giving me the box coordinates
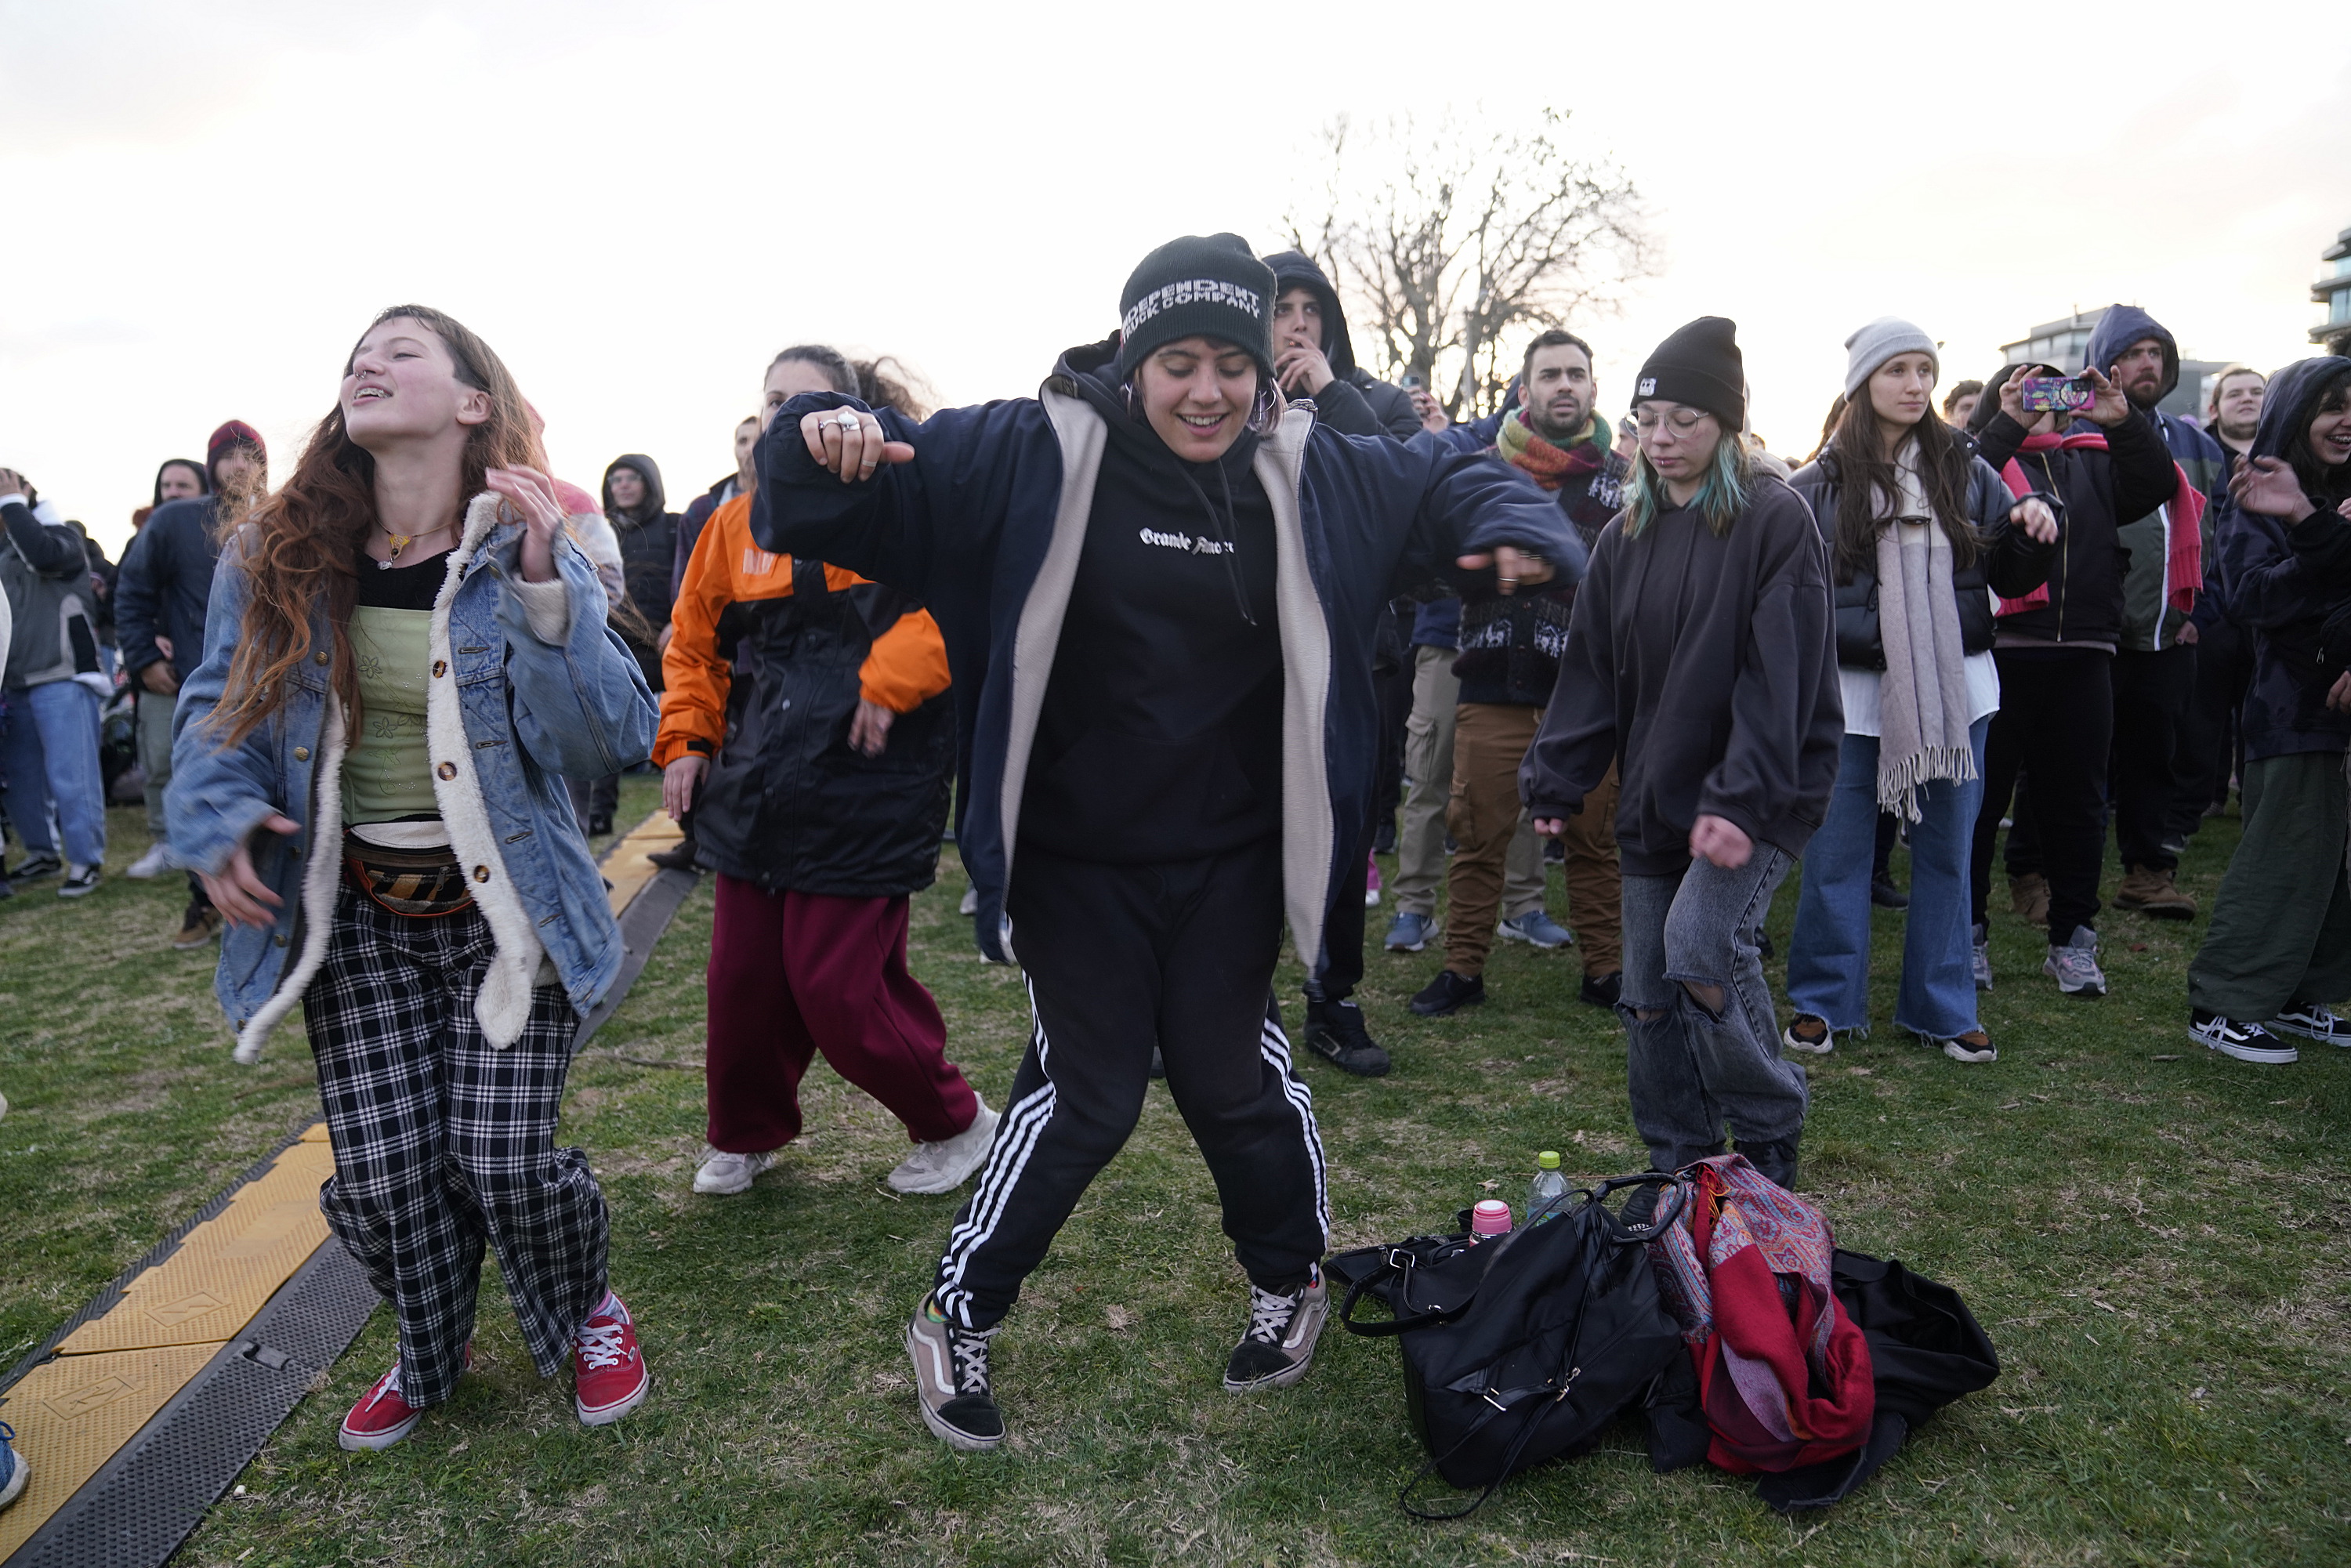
[207,419,266,469]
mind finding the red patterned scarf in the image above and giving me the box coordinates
[1995,430,2205,618]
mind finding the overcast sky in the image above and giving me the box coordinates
[5,0,2347,553]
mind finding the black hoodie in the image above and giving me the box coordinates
[601,454,679,688]
[1259,250,1425,441]
[1020,343,1284,861]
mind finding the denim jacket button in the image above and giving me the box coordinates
[313,650,328,664]
[294,747,310,762]
[437,762,457,780]
[273,932,288,947]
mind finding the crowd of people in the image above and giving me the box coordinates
[0,229,2345,1485]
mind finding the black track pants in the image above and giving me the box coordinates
[932,837,1328,1331]
[1972,648,2113,939]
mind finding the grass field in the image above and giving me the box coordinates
[4,780,2348,1566]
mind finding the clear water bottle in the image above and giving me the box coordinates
[1528,1151,1569,1223]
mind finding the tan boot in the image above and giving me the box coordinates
[2008,871,2050,927]
[2114,864,2197,920]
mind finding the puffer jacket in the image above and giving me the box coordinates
[0,496,102,689]
[1788,447,2059,668]
[169,493,658,1061]
[657,492,953,896]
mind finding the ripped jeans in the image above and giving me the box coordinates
[1619,847,1809,1181]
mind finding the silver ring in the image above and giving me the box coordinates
[834,411,861,431]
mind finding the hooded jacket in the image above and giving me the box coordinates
[1968,364,2179,651]
[752,338,1581,969]
[1259,251,1425,441]
[0,494,103,689]
[601,454,679,690]
[116,494,223,679]
[2079,306,2229,647]
[2217,357,2351,761]
[657,492,954,896]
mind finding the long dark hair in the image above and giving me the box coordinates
[211,305,536,745]
[1827,394,1980,579]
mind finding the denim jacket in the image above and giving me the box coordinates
[169,493,658,1061]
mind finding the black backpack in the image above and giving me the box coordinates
[1329,1174,1689,1519]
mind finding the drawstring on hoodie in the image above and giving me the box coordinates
[1177,461,1260,628]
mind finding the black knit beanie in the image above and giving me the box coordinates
[1632,317,1745,430]
[1114,234,1277,384]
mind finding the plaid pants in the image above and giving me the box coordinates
[306,882,608,1409]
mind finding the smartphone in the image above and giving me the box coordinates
[2018,375,2093,413]
[1401,373,1425,391]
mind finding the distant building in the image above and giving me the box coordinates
[2313,223,2351,356]
[2000,307,2223,420]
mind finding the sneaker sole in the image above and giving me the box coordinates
[694,1171,759,1195]
[1496,925,1571,950]
[57,883,99,899]
[2044,965,2104,998]
[1223,1344,1317,1392]
[339,1410,423,1451]
[576,1369,650,1426]
[1409,993,1483,1018]
[902,1322,1004,1452]
[1306,1039,1392,1077]
[889,1124,1000,1196]
[0,1454,27,1508]
[1780,1032,1835,1056]
[2264,1019,2342,1045]
[1941,1043,1998,1063]
[171,935,218,951]
[2191,1026,2297,1065]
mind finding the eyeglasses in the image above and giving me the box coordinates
[1633,409,1717,440]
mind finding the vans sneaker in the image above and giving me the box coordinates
[693,1148,777,1195]
[2267,1003,2343,1045]
[1780,1014,1835,1056]
[1498,910,1573,949]
[339,1359,431,1451]
[2044,926,2106,998]
[1223,1269,1328,1392]
[889,1099,1000,1194]
[2190,1010,2296,1065]
[573,1291,649,1425]
[6,853,60,885]
[57,864,100,898]
[905,1297,1004,1450]
[1971,922,1992,991]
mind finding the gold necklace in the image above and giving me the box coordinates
[379,520,451,567]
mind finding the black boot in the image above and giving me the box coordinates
[1738,1137,1800,1191]
[647,835,700,871]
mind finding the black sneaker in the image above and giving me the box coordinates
[2189,1009,2296,1065]
[1372,818,1397,856]
[588,813,615,837]
[7,853,60,884]
[58,864,100,898]
[1223,1269,1328,1392]
[1304,1000,1391,1077]
[1579,970,1623,1009]
[1542,835,1565,864]
[1409,969,1485,1018]
[904,1298,1005,1451]
[1868,873,1909,909]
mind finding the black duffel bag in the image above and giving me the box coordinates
[1329,1174,1690,1519]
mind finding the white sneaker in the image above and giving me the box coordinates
[889,1099,999,1195]
[958,885,979,916]
[125,845,173,879]
[692,1148,777,1195]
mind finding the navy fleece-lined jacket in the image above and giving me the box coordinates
[752,341,1580,967]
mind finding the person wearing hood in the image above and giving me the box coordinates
[759,234,1576,1453]
[1522,316,1841,1190]
[658,344,993,1203]
[600,454,678,690]
[0,467,116,899]
[2078,306,2228,922]
[118,429,261,940]
[1784,320,2058,1066]
[1411,328,1621,1019]
[2185,357,2351,1063]
[1259,248,1422,1074]
[1965,357,2176,998]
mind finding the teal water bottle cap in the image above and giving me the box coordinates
[1537,1150,1560,1170]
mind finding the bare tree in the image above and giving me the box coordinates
[1284,109,1654,422]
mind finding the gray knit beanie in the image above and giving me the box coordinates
[1842,317,1939,398]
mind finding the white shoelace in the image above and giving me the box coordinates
[369,1363,406,1405]
[947,1327,992,1395]
[1245,1285,1299,1345]
[577,1319,629,1371]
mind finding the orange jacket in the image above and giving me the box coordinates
[655,493,949,769]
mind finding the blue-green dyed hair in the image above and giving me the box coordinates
[1624,424,1751,538]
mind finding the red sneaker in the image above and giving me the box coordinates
[339,1361,423,1451]
[574,1291,649,1426]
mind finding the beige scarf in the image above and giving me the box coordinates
[1871,449,1976,820]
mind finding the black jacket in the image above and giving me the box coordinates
[114,494,221,677]
[694,557,955,896]
[1455,431,1628,706]
[1967,368,2177,650]
[1787,449,2058,669]
[601,454,680,690]
[1521,478,1842,875]
[1259,250,1425,441]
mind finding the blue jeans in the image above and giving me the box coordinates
[1620,846,1809,1177]
[1787,718,1988,1041]
[1,680,107,867]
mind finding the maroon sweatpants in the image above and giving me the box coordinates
[705,875,977,1153]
